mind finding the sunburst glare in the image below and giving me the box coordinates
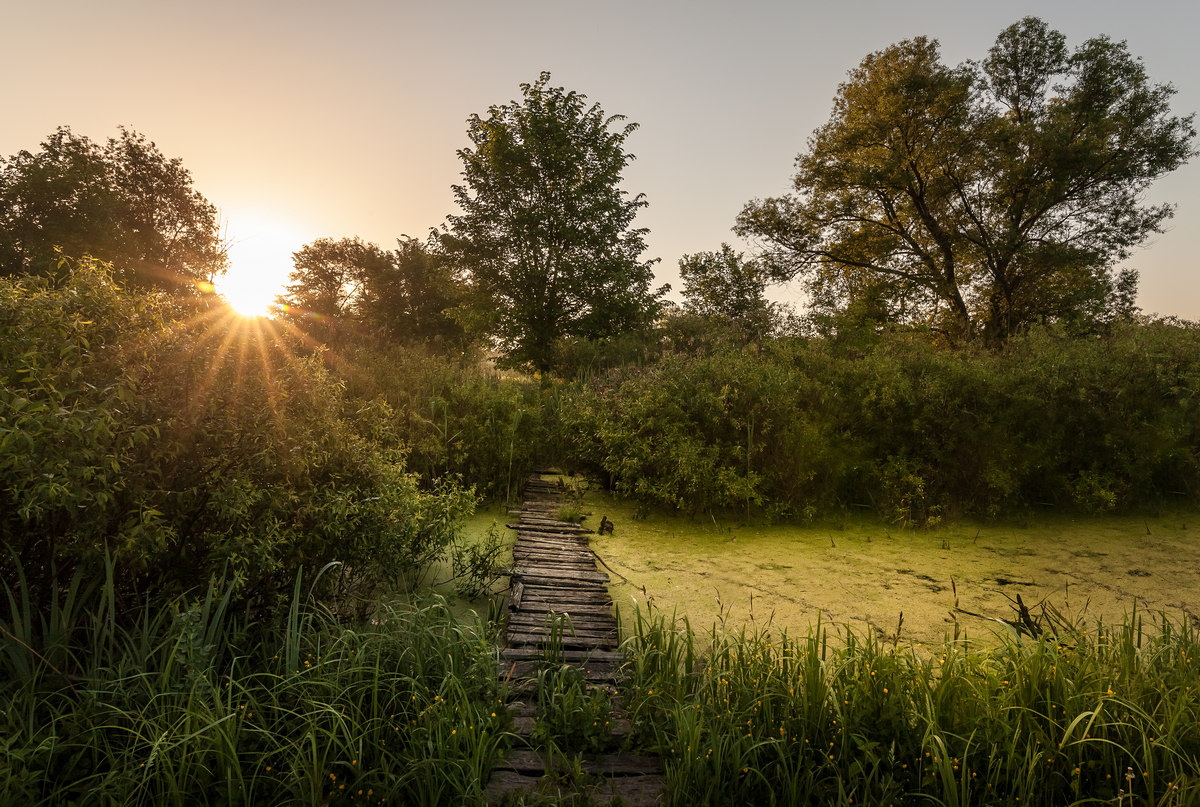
[217,216,305,317]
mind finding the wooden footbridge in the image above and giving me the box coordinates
[485,474,664,806]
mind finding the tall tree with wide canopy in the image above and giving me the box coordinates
[442,72,665,371]
[736,18,1195,342]
[0,127,227,290]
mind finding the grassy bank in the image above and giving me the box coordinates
[5,558,1198,805]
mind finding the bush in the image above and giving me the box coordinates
[0,260,474,609]
[559,323,1200,519]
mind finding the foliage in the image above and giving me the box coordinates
[678,243,780,337]
[282,235,464,346]
[736,17,1196,342]
[0,126,227,290]
[623,606,1200,806]
[334,342,554,503]
[0,260,474,607]
[442,72,667,372]
[0,565,507,806]
[283,236,389,321]
[560,323,1200,520]
[448,523,508,599]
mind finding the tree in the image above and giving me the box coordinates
[678,243,779,335]
[359,236,465,344]
[736,18,1195,342]
[0,126,227,289]
[284,236,388,321]
[441,72,666,372]
[282,235,465,345]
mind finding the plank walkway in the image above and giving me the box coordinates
[485,474,664,806]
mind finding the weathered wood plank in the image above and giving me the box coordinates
[500,647,624,663]
[497,751,663,777]
[505,631,616,649]
[507,608,615,626]
[519,584,612,600]
[513,567,608,583]
[506,623,617,641]
[499,660,622,680]
[512,604,615,617]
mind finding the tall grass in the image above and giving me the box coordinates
[8,559,1199,805]
[0,562,509,806]
[621,606,1200,806]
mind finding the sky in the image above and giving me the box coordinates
[3,0,1198,318]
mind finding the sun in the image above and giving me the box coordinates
[216,215,305,317]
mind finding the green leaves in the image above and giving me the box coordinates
[1,261,475,608]
[738,17,1195,342]
[0,127,227,290]
[444,72,666,372]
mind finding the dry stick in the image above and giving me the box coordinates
[592,552,632,585]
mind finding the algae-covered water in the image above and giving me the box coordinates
[455,482,1199,647]
[582,488,1199,646]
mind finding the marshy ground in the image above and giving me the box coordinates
[462,485,1199,647]
[570,491,1200,648]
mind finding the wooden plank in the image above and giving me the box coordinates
[514,545,591,557]
[594,774,666,807]
[512,547,595,560]
[507,609,615,626]
[500,647,624,663]
[506,623,617,641]
[505,628,617,644]
[518,598,614,612]
[513,567,608,583]
[519,585,612,600]
[580,754,664,776]
[493,751,663,777]
[507,617,617,635]
[505,631,616,649]
[514,535,591,549]
[513,562,603,577]
[507,522,590,534]
[484,770,541,803]
[512,603,615,617]
[499,660,622,680]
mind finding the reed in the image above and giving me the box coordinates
[619,605,1200,806]
[1,563,509,806]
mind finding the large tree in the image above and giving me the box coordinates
[0,126,227,290]
[441,72,665,371]
[736,18,1195,342]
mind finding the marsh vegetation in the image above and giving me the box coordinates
[4,13,1200,803]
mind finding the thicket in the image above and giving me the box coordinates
[559,322,1200,522]
[332,343,556,503]
[0,261,473,609]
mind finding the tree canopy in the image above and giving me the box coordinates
[678,243,779,336]
[441,72,666,372]
[736,17,1196,342]
[282,235,464,344]
[0,127,227,290]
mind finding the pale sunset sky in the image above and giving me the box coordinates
[3,0,1197,318]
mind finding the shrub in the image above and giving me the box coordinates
[0,260,474,609]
